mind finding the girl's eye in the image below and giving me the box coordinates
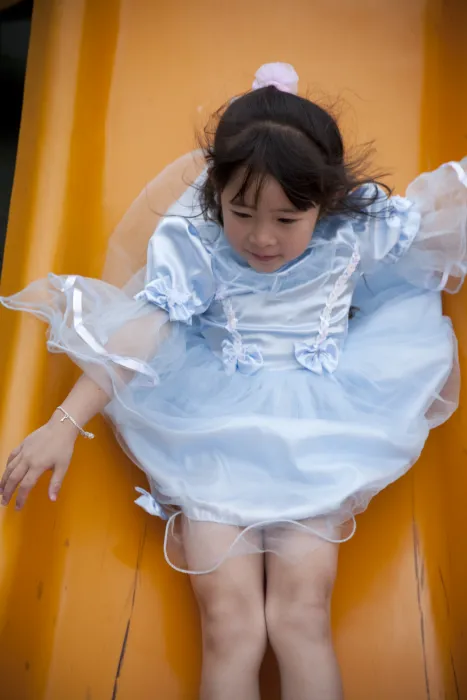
[232,211,252,219]
[278,218,298,224]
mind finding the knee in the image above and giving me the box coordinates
[266,595,332,650]
[199,594,267,664]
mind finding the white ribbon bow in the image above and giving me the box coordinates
[295,338,340,375]
[222,339,264,376]
[134,487,169,520]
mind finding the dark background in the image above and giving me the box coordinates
[0,0,33,272]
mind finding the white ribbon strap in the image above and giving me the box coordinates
[58,276,159,381]
[444,161,467,187]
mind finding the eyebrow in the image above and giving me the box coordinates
[230,202,299,214]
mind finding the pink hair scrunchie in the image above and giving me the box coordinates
[252,63,299,95]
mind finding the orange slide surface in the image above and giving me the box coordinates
[1,1,467,698]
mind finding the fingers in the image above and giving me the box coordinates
[49,464,68,502]
[6,444,22,467]
[0,447,22,492]
[15,467,44,511]
[1,455,29,507]
[1,452,60,511]
[1,452,23,496]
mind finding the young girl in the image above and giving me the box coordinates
[1,62,466,700]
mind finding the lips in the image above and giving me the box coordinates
[249,252,279,262]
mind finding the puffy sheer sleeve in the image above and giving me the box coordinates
[358,158,467,292]
[0,180,217,395]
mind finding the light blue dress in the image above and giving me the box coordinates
[2,159,467,573]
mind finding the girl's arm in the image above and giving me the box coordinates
[0,212,216,511]
[0,373,110,511]
[56,372,112,427]
[0,303,172,511]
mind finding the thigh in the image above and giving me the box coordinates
[264,521,339,608]
[182,518,265,614]
[264,525,343,700]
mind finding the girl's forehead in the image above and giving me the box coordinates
[224,171,292,208]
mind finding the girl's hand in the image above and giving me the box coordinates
[0,415,78,511]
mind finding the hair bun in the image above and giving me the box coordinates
[252,63,299,95]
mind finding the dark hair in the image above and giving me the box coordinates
[198,86,390,225]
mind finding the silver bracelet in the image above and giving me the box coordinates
[57,406,95,440]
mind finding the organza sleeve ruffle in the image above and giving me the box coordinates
[358,158,467,292]
[0,164,218,396]
[0,273,170,396]
[0,213,217,394]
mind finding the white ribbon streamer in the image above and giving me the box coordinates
[56,276,159,381]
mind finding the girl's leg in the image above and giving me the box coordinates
[264,526,342,700]
[183,519,267,700]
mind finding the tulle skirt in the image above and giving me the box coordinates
[107,283,455,573]
[0,274,457,574]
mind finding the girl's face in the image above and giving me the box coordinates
[220,170,320,273]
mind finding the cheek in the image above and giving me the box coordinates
[282,211,319,258]
[282,227,313,258]
[223,215,247,252]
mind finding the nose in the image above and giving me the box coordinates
[249,221,276,249]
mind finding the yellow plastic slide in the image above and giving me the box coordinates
[1,1,467,697]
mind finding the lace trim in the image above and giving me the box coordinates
[221,298,263,375]
[316,245,361,345]
[295,245,361,374]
